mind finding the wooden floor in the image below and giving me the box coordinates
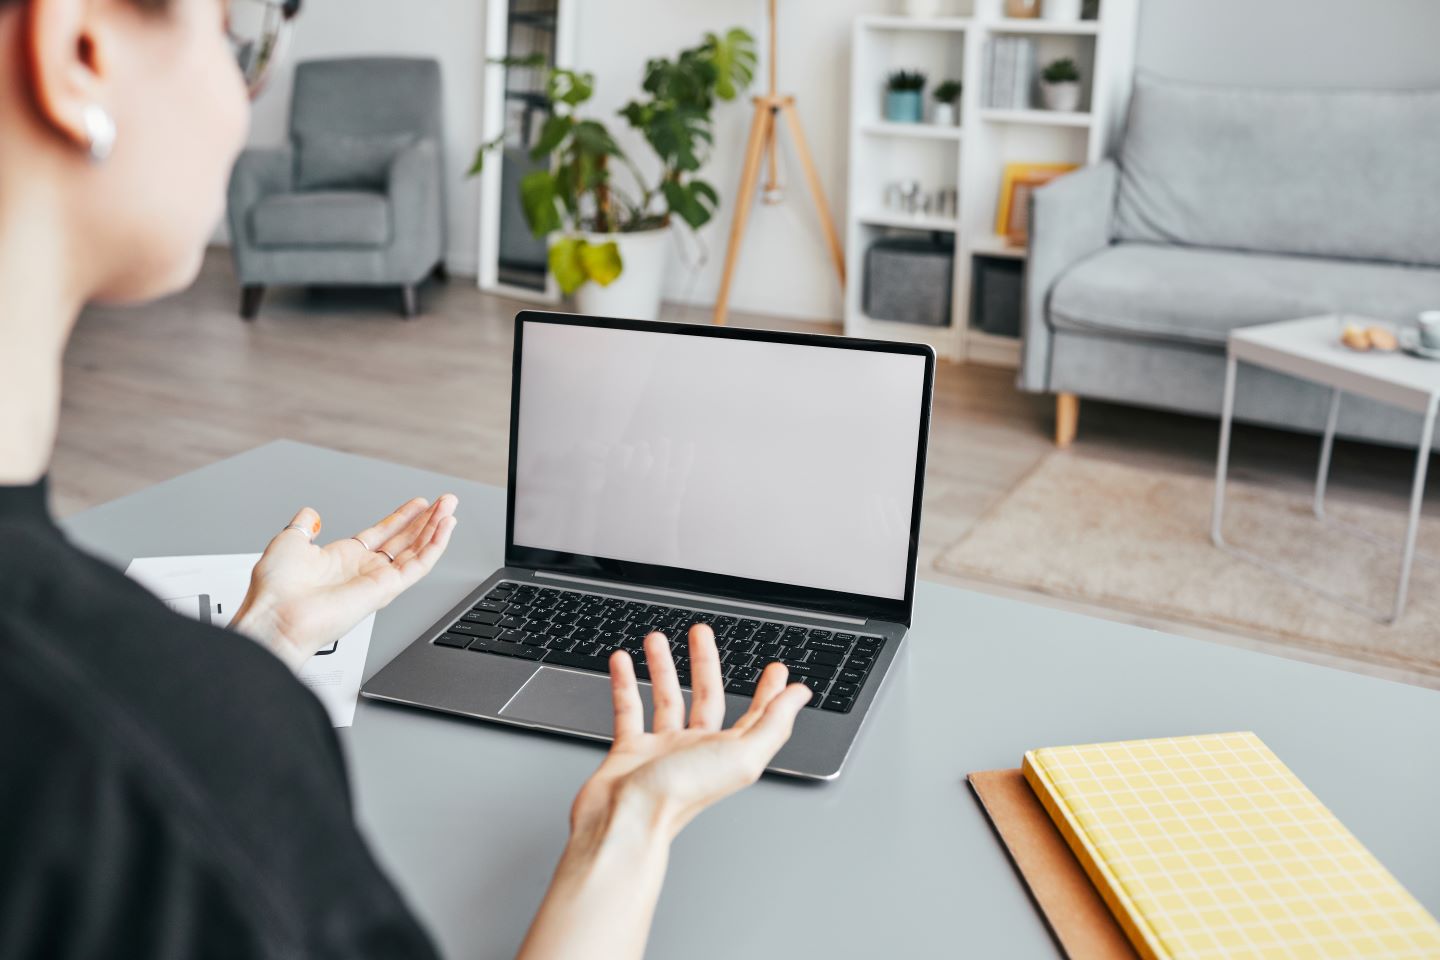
[54,249,1439,688]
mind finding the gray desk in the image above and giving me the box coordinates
[63,441,1440,959]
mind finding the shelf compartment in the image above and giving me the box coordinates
[858,210,960,232]
[858,15,971,32]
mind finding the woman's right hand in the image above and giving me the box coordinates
[517,627,811,960]
[570,625,813,844]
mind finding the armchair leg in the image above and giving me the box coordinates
[1056,393,1080,448]
[240,285,265,321]
[400,284,419,318]
[430,260,449,283]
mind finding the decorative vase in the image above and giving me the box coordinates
[571,227,670,321]
[1040,80,1081,112]
[1004,0,1040,18]
[902,0,944,16]
[932,102,956,126]
[885,89,924,123]
[1041,0,1082,21]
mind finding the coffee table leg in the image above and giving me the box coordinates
[1211,352,1239,548]
[1314,389,1341,520]
[1392,397,1438,622]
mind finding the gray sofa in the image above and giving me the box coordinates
[227,57,446,319]
[1021,74,1440,449]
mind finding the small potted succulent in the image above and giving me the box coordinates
[885,70,927,123]
[1040,57,1082,112]
[932,79,962,126]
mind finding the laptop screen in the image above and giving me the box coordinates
[509,315,931,614]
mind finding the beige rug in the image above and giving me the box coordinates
[936,454,1440,677]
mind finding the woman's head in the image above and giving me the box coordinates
[0,0,250,303]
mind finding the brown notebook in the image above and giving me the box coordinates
[968,769,1139,960]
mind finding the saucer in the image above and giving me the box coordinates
[1399,327,1440,361]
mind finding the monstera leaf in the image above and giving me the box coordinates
[519,170,563,238]
[706,29,757,101]
[662,178,720,229]
[549,236,624,295]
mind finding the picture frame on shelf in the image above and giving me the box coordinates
[995,162,1078,244]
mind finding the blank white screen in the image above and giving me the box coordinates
[512,321,926,600]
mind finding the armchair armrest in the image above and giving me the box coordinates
[1018,159,1117,392]
[226,147,292,245]
[385,138,443,280]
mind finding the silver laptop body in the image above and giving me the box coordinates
[363,311,935,780]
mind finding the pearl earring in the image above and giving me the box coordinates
[82,104,116,163]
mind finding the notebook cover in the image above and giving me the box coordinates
[969,769,1141,960]
[1022,732,1440,960]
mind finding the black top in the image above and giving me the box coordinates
[0,479,439,959]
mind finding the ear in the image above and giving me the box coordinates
[24,0,110,153]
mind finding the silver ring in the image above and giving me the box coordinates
[377,548,395,563]
[350,535,373,551]
[283,523,313,538]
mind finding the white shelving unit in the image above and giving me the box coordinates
[844,0,1137,364]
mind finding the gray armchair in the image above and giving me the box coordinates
[227,57,446,319]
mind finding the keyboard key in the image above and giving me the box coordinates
[807,628,834,642]
[498,629,527,643]
[434,632,471,648]
[725,679,758,696]
[469,638,544,660]
[831,683,858,699]
[821,695,854,713]
[471,600,506,614]
[809,640,849,655]
[499,616,526,630]
[855,636,881,653]
[811,651,844,667]
[463,611,502,626]
[446,621,501,638]
[783,661,835,680]
[781,626,808,645]
[543,650,612,673]
[838,669,865,685]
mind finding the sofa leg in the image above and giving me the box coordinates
[1055,393,1079,448]
[240,285,264,321]
[400,284,418,318]
[430,260,449,283]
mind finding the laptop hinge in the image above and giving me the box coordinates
[532,571,869,626]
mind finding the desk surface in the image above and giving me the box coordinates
[63,441,1440,959]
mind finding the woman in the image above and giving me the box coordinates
[0,0,811,957]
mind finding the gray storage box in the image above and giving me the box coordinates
[863,236,953,327]
[971,255,1023,338]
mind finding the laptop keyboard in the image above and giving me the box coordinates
[431,582,885,713]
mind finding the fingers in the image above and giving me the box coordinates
[389,511,458,593]
[731,661,791,732]
[687,624,725,731]
[352,497,430,551]
[380,494,457,558]
[609,650,644,742]
[285,506,322,540]
[739,682,812,760]
[644,631,685,733]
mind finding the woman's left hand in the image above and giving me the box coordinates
[230,495,458,670]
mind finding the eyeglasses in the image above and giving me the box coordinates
[226,0,302,99]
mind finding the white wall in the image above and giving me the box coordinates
[233,0,485,274]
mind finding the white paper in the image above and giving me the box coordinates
[125,553,373,727]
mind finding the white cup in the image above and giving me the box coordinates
[1419,310,1440,350]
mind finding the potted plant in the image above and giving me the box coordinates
[470,30,756,320]
[932,79,962,126]
[885,70,926,124]
[1040,57,1082,112]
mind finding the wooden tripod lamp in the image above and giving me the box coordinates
[712,0,846,325]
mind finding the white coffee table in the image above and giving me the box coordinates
[1211,315,1440,623]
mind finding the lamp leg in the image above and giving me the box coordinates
[780,100,846,286]
[712,98,774,326]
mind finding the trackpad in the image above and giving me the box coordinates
[500,666,690,737]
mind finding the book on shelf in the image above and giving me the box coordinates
[985,37,1036,111]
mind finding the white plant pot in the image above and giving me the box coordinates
[902,0,944,16]
[1041,81,1081,112]
[932,102,956,126]
[1041,0,1082,20]
[571,227,669,321]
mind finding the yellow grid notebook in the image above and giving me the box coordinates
[1022,732,1440,960]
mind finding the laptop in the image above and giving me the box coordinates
[362,311,935,780]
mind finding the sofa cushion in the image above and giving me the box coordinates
[1114,74,1440,267]
[1049,242,1440,348]
[250,191,390,248]
[294,132,413,191]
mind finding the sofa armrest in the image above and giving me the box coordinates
[227,148,293,233]
[1018,159,1117,392]
[386,138,443,280]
